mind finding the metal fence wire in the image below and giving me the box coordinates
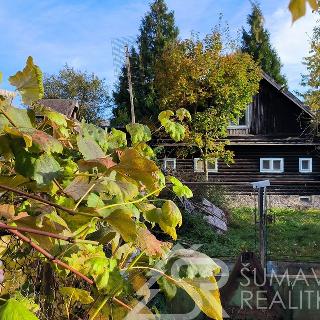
[0,233,89,320]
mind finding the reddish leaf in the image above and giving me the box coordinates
[136,227,170,257]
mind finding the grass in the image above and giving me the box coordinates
[177,207,320,262]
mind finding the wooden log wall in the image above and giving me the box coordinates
[161,145,320,195]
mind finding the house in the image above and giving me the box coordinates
[39,99,79,119]
[0,89,17,100]
[156,72,320,208]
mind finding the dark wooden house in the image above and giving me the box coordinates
[157,72,320,204]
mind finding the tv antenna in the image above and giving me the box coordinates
[111,37,137,123]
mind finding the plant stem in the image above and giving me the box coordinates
[0,184,97,217]
[0,109,17,127]
[74,183,96,210]
[5,226,132,312]
[0,222,99,245]
[89,296,108,320]
[7,228,94,284]
[97,187,163,211]
[126,266,178,285]
[125,250,145,271]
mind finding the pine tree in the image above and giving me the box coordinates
[112,0,179,125]
[242,2,287,86]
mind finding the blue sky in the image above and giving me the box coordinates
[0,0,317,106]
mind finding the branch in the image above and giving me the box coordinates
[0,184,97,217]
[0,222,99,245]
[7,228,94,284]
[6,225,132,313]
[97,187,163,211]
[126,266,179,285]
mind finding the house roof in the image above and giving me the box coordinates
[0,89,17,100]
[261,71,313,117]
[39,99,79,118]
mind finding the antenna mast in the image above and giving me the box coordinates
[125,45,136,124]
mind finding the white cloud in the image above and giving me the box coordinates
[266,5,318,90]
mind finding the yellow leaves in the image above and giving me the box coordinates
[113,148,163,192]
[288,0,319,23]
[59,287,94,305]
[0,204,15,220]
[177,277,222,320]
[9,56,44,105]
[105,209,137,242]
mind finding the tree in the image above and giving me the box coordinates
[43,65,111,124]
[0,57,223,320]
[302,4,320,112]
[156,32,261,180]
[242,2,287,86]
[112,0,179,125]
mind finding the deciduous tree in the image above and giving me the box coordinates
[44,65,111,124]
[156,31,261,180]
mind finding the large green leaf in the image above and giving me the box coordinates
[126,123,152,145]
[9,56,44,105]
[98,174,139,202]
[41,107,68,127]
[104,128,127,152]
[169,176,193,198]
[87,193,105,209]
[163,120,185,142]
[33,153,61,185]
[0,298,39,320]
[0,104,33,128]
[77,134,105,160]
[166,249,220,279]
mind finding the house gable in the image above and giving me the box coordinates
[248,73,313,137]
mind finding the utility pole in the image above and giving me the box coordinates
[251,180,270,270]
[125,45,135,124]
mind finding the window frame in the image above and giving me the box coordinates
[299,158,312,173]
[194,158,218,173]
[228,107,250,129]
[260,158,284,173]
[163,158,176,171]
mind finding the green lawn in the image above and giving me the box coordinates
[177,207,320,262]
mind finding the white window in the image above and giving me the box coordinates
[299,158,312,173]
[194,158,218,173]
[163,158,176,170]
[260,158,284,173]
[228,107,250,128]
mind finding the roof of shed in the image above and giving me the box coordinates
[39,99,79,118]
